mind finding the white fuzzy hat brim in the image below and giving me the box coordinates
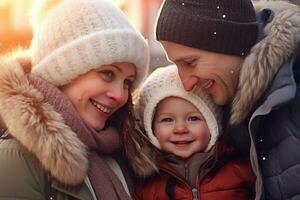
[31,29,149,89]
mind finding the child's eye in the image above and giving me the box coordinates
[161,117,173,122]
[188,116,200,121]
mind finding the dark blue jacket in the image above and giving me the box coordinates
[228,2,300,199]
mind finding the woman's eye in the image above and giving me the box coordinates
[188,116,200,121]
[100,70,114,80]
[124,79,133,89]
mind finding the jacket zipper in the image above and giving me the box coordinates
[192,188,199,200]
[186,163,199,200]
[160,168,200,200]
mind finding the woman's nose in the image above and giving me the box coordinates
[107,83,128,104]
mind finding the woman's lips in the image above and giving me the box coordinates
[90,99,112,114]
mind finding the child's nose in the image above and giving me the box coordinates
[174,123,188,134]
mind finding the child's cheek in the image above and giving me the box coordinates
[154,131,167,144]
[196,129,210,143]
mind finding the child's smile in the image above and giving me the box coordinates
[154,97,210,159]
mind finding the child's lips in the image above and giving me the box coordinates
[171,140,194,147]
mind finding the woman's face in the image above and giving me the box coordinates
[61,62,135,131]
[161,41,244,105]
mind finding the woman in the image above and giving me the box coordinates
[0,0,155,199]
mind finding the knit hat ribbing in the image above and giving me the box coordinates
[135,65,222,152]
[156,0,258,56]
[30,0,149,89]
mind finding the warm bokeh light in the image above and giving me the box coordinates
[0,0,9,7]
[110,0,126,7]
[0,0,128,53]
[0,0,32,52]
[0,0,169,71]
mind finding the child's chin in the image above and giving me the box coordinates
[175,152,192,159]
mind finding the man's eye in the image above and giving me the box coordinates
[183,59,196,67]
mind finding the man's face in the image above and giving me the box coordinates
[161,41,244,105]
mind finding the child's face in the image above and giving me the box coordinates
[153,97,210,159]
[61,62,135,131]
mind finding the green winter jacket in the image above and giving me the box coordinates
[0,54,141,200]
[0,137,94,200]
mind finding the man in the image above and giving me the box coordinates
[155,0,300,199]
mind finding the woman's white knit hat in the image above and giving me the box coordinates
[29,0,149,89]
[135,65,222,152]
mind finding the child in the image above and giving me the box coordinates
[134,65,255,200]
[0,0,154,199]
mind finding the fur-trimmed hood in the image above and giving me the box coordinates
[0,51,157,182]
[0,53,88,185]
[230,0,300,125]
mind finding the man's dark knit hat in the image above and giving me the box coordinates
[156,0,258,56]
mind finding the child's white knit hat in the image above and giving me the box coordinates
[135,65,222,152]
[29,0,149,89]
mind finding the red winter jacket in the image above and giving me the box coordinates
[134,158,255,200]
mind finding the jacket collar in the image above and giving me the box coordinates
[0,52,157,182]
[264,54,297,108]
[52,179,94,199]
[230,1,300,125]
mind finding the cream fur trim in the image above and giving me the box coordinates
[230,1,300,124]
[0,56,88,185]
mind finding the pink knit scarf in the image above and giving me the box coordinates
[28,75,132,200]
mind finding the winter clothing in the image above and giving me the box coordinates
[0,57,136,199]
[229,1,300,200]
[30,0,149,89]
[156,0,257,56]
[135,65,222,151]
[133,65,255,200]
[134,154,255,200]
[155,0,300,199]
[0,0,151,199]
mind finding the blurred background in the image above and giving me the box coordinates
[0,0,299,70]
[0,0,170,70]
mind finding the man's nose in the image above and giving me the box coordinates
[181,76,199,91]
[177,67,199,91]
